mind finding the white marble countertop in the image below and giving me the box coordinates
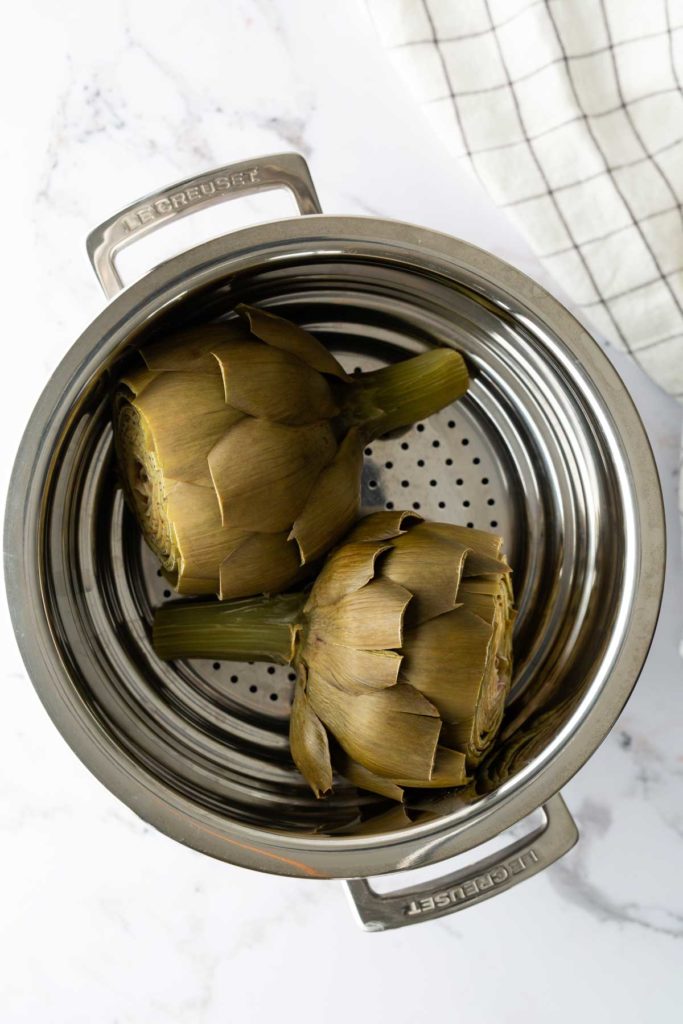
[1,2,681,1021]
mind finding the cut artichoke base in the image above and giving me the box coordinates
[115,402,178,577]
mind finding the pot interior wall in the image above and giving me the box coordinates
[41,252,629,836]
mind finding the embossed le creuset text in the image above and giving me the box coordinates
[121,168,261,232]
[404,848,540,917]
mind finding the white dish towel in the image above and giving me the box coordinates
[367,0,683,527]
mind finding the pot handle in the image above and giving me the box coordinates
[344,793,578,932]
[86,153,322,299]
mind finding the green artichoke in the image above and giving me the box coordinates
[153,512,515,800]
[115,305,467,600]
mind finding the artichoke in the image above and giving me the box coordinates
[114,304,467,600]
[153,512,515,801]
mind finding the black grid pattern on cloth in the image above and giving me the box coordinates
[429,89,681,150]
[629,330,683,354]
[532,1,683,336]
[668,0,683,94]
[600,0,683,220]
[500,133,683,212]
[476,0,627,347]
[421,34,675,99]
[581,271,683,305]
[395,0,548,47]
[586,0,683,320]
[420,0,472,156]
[373,0,683,367]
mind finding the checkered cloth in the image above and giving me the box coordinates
[367,0,683,533]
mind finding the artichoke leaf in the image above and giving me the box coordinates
[419,521,503,561]
[141,324,240,373]
[207,418,337,532]
[383,526,470,625]
[130,369,241,486]
[307,674,441,780]
[462,552,512,577]
[173,574,221,596]
[289,429,364,565]
[219,531,303,601]
[347,509,421,544]
[290,675,333,799]
[400,607,494,723]
[303,538,390,611]
[308,578,411,650]
[211,339,338,425]
[457,576,504,622]
[391,746,469,788]
[305,641,402,693]
[119,367,160,397]
[236,303,350,381]
[334,752,405,801]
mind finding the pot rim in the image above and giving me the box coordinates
[4,214,665,878]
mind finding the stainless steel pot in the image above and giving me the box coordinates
[5,153,665,931]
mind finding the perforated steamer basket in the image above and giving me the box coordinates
[5,154,665,931]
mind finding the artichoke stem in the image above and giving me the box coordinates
[357,348,468,438]
[152,593,305,664]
